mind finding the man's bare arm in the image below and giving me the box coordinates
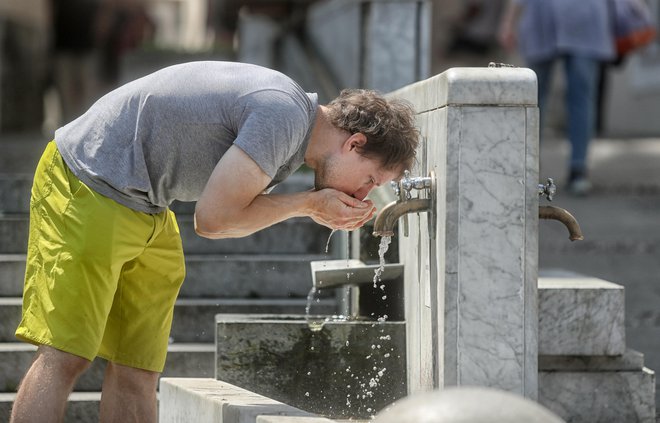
[194,146,375,239]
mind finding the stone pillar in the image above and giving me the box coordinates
[307,0,430,93]
[388,67,539,399]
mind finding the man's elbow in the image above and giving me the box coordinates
[194,211,230,239]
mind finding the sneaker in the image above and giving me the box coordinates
[567,177,592,196]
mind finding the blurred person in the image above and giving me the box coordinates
[499,0,615,195]
[49,0,152,126]
[9,61,419,423]
[94,0,154,91]
[50,0,101,124]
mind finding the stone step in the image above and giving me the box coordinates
[0,171,314,215]
[0,342,214,393]
[539,367,656,423]
[0,392,101,423]
[538,271,626,356]
[159,378,326,423]
[0,214,333,255]
[0,136,49,174]
[0,253,330,298]
[0,174,31,214]
[0,297,338,343]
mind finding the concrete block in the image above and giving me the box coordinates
[159,378,313,423]
[539,368,656,423]
[538,275,625,355]
[215,314,407,419]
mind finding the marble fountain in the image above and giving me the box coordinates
[159,67,656,423]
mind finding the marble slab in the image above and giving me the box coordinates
[215,314,407,419]
[159,378,314,423]
[310,259,403,289]
[391,67,539,399]
[539,348,645,372]
[308,0,430,92]
[389,67,538,112]
[538,368,656,423]
[538,276,625,356]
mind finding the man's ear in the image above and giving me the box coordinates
[346,133,367,151]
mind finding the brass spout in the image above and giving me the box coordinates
[539,205,584,241]
[373,198,432,237]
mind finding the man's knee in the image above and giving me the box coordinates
[36,345,91,377]
[105,362,160,393]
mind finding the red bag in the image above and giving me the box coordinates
[611,0,658,56]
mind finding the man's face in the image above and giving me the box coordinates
[314,149,401,201]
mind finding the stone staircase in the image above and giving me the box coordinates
[0,134,338,421]
[537,270,656,422]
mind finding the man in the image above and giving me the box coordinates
[10,61,419,422]
[498,0,614,195]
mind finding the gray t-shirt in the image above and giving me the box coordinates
[55,61,318,214]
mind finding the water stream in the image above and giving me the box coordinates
[304,232,395,417]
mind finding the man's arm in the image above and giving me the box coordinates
[194,146,376,239]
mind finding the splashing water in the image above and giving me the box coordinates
[305,286,327,331]
[372,236,392,288]
[305,286,317,316]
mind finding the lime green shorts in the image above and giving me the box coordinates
[16,141,186,372]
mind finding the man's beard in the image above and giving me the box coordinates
[314,153,338,191]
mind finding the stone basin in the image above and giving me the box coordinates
[215,314,407,419]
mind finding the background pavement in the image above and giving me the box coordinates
[539,135,660,413]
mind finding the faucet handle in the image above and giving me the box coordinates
[538,178,556,201]
[390,180,401,198]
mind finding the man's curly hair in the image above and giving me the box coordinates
[326,89,419,173]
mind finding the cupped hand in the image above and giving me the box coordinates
[308,188,376,231]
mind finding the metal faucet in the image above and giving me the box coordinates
[373,170,435,238]
[539,206,584,241]
[538,177,584,241]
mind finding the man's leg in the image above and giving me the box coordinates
[99,362,159,423]
[10,346,91,423]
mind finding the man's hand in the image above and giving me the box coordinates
[195,146,377,239]
[306,189,376,231]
